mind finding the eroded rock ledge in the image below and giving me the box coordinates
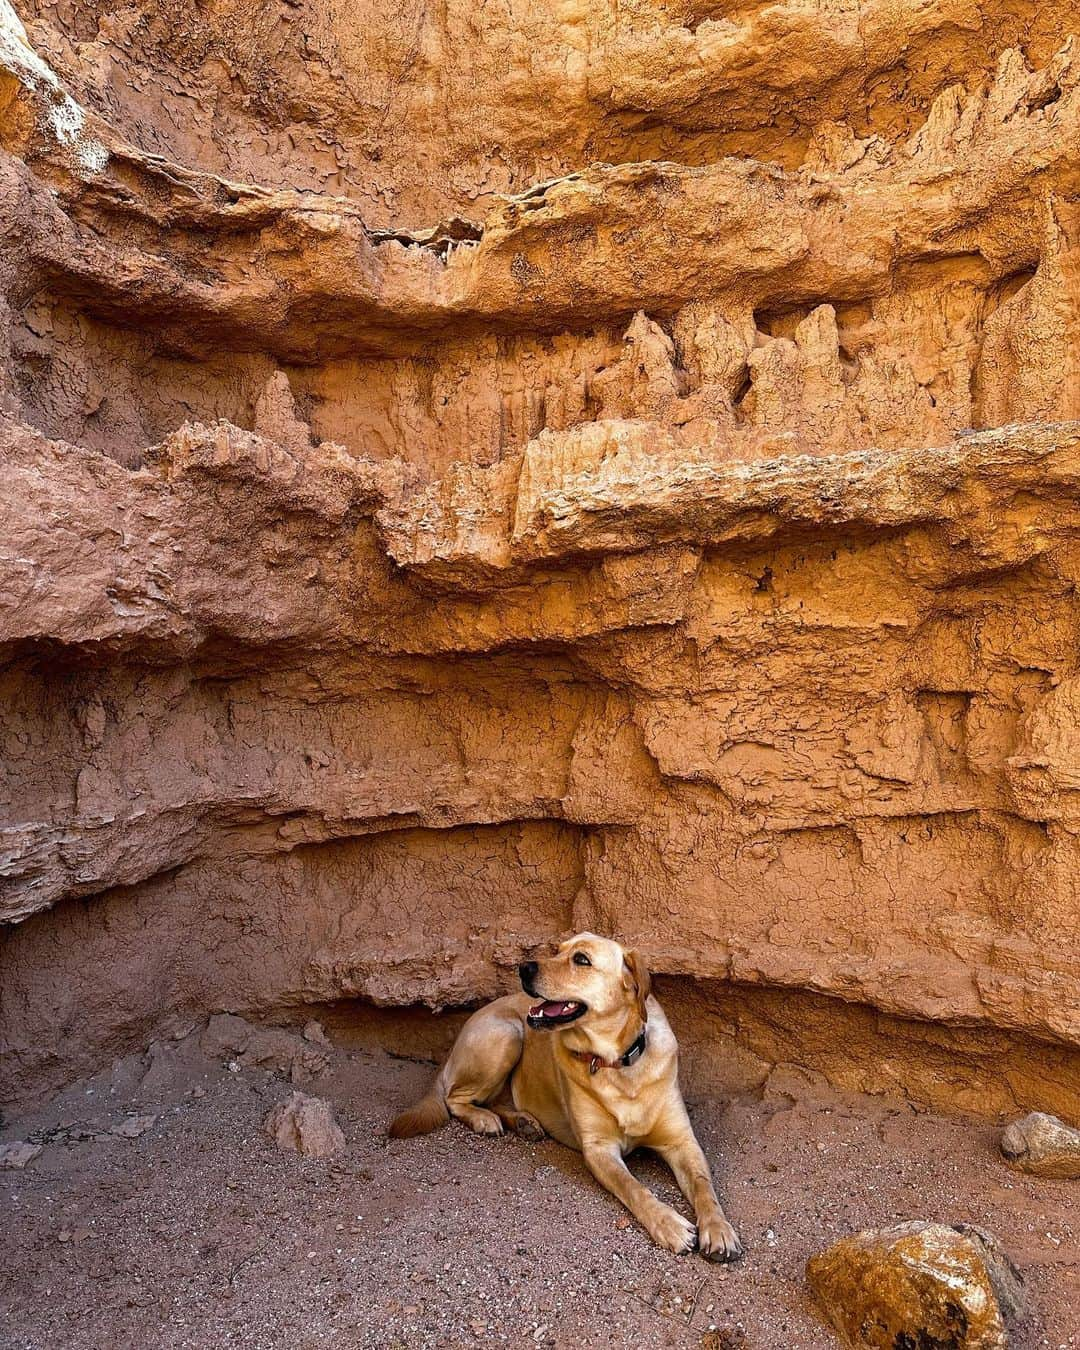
[0,0,1078,1111]
[3,414,1079,1102]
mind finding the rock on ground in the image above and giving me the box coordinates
[1000,1112,1080,1179]
[806,1220,1026,1349]
[109,1114,157,1139]
[0,1141,42,1169]
[263,1091,346,1159]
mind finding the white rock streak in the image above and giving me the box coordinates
[0,0,107,172]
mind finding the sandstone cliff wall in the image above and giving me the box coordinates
[0,0,1077,1112]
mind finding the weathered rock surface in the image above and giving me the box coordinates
[201,1014,330,1083]
[806,1221,1026,1349]
[0,1140,41,1168]
[263,1091,345,1159]
[0,0,1078,1111]
[108,1113,156,1139]
[1000,1112,1080,1178]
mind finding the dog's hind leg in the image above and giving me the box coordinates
[442,1003,525,1137]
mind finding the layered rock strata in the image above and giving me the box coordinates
[1,0,1078,1111]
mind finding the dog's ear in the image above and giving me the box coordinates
[623,949,651,1020]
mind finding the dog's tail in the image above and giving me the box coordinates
[388,1079,449,1138]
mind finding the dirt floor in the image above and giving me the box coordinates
[1,1023,1078,1350]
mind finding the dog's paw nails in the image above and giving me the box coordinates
[698,1217,743,1263]
[650,1207,697,1255]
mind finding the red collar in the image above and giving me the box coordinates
[569,1026,647,1075]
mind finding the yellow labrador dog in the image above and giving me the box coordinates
[388,932,741,1261]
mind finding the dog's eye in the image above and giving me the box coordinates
[572,952,592,967]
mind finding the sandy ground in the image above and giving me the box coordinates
[1,1026,1078,1350]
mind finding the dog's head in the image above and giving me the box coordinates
[518,932,651,1031]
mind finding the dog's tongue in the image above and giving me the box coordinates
[531,1000,577,1019]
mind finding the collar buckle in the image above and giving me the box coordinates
[571,1024,647,1073]
[620,1028,647,1067]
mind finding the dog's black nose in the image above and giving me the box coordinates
[519,960,538,993]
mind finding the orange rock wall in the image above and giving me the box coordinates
[0,0,1078,1109]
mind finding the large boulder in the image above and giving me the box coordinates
[806,1221,1025,1349]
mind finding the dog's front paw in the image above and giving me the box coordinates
[467,1108,504,1136]
[697,1212,743,1263]
[648,1204,697,1255]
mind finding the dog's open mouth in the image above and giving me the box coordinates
[527,999,587,1028]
